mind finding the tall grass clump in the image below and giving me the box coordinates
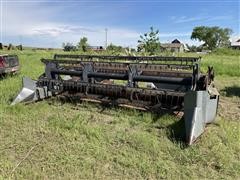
[212,48,240,56]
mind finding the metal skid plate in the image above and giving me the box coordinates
[11,77,52,105]
[11,77,37,105]
[184,88,219,145]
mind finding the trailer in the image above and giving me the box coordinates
[12,54,219,145]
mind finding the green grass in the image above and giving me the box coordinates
[175,50,240,76]
[0,49,239,179]
[201,54,240,76]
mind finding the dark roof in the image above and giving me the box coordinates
[171,39,181,44]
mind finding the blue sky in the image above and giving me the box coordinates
[0,0,239,48]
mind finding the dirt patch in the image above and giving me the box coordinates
[218,96,240,121]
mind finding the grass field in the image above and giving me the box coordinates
[0,49,239,179]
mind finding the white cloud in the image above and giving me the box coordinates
[160,32,191,37]
[172,16,206,23]
[32,25,140,47]
[0,2,139,47]
[230,34,240,42]
[1,2,202,48]
[171,15,233,24]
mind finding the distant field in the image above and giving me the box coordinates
[0,49,239,179]
[202,54,240,76]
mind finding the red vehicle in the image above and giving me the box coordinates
[0,54,20,75]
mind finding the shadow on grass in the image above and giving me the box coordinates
[152,112,187,148]
[166,117,187,147]
[0,73,17,81]
[221,85,240,97]
[0,74,8,80]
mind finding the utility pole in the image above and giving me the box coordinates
[105,28,108,49]
[19,35,22,45]
[0,0,3,43]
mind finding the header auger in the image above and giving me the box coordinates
[12,54,219,145]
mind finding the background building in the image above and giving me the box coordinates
[160,39,185,53]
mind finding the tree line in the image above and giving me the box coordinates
[63,37,132,53]
[62,26,234,54]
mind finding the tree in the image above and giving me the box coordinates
[191,26,232,50]
[137,27,160,55]
[106,43,123,52]
[0,43,3,50]
[78,37,88,52]
[62,42,76,51]
[8,43,12,50]
[186,44,202,52]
